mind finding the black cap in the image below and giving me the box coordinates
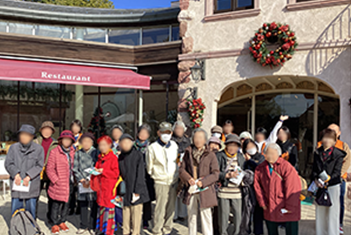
[119,133,134,142]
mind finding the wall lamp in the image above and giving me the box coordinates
[190,59,206,81]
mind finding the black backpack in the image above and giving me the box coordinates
[10,209,44,235]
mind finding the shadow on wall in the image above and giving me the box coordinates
[305,5,351,77]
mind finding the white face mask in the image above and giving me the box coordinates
[160,133,172,143]
[247,148,257,156]
[212,133,221,139]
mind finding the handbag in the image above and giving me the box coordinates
[315,188,332,207]
[118,180,126,196]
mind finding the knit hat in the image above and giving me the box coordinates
[58,130,75,142]
[225,134,241,146]
[111,124,124,133]
[239,131,254,140]
[211,125,223,134]
[39,121,55,134]
[17,124,35,136]
[208,136,221,147]
[79,132,95,143]
[119,133,134,142]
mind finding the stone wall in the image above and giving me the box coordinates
[177,0,351,144]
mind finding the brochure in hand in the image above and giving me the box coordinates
[12,181,31,192]
[229,166,245,185]
[111,196,123,208]
[84,167,101,176]
[188,179,208,194]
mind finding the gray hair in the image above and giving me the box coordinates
[264,143,282,156]
[192,128,208,142]
[172,120,187,132]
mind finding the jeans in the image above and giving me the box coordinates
[340,180,346,226]
[11,197,37,219]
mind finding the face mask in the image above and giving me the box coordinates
[160,134,172,143]
[212,133,221,139]
[247,148,257,156]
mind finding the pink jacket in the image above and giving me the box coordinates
[254,157,301,222]
[46,146,75,203]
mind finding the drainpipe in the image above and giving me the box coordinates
[75,28,84,124]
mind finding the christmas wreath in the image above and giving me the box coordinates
[187,98,206,129]
[249,22,298,68]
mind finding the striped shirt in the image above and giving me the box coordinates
[218,156,242,199]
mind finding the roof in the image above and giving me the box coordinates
[0,0,180,26]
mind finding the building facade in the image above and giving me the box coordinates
[177,0,351,176]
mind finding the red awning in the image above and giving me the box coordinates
[0,59,150,90]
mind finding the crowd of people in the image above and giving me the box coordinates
[4,116,351,235]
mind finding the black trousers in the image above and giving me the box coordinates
[51,184,73,226]
[69,185,80,214]
[79,200,97,230]
[35,180,52,221]
[253,204,264,235]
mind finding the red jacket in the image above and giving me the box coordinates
[46,146,75,203]
[91,151,119,208]
[254,157,301,222]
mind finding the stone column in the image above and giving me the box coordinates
[75,28,84,124]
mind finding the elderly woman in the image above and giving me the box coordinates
[172,120,191,221]
[179,128,219,235]
[254,143,301,235]
[312,128,345,235]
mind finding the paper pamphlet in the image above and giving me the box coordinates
[12,181,30,192]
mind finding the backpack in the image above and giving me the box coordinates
[10,209,44,235]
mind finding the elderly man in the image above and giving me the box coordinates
[318,123,350,234]
[34,121,58,220]
[5,124,44,219]
[146,122,178,235]
[216,134,245,235]
[179,128,219,235]
[254,143,301,235]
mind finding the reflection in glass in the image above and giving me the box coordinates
[237,0,254,8]
[317,95,340,139]
[142,27,169,45]
[9,23,33,35]
[109,29,140,45]
[0,21,7,32]
[83,28,105,43]
[217,0,232,11]
[35,25,70,39]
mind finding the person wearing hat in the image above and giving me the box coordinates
[146,121,178,235]
[5,124,44,219]
[46,130,76,234]
[118,134,149,235]
[110,124,124,155]
[73,132,98,234]
[211,125,225,151]
[208,136,222,153]
[216,134,245,235]
[33,121,58,220]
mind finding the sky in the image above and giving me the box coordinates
[112,0,172,9]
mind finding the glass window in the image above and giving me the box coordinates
[215,0,254,13]
[172,26,180,41]
[142,27,169,45]
[0,21,7,32]
[237,0,254,8]
[109,29,140,45]
[317,95,340,139]
[9,23,33,35]
[35,25,70,39]
[216,0,232,11]
[73,28,106,43]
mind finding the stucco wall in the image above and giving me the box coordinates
[178,0,351,144]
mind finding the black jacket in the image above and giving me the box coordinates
[277,140,298,170]
[216,150,245,187]
[243,153,265,172]
[172,135,191,154]
[118,147,149,206]
[312,146,346,186]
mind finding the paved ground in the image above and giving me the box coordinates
[0,190,350,235]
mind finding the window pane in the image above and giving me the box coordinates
[0,21,6,32]
[9,23,33,35]
[317,95,340,139]
[237,0,253,8]
[109,29,140,45]
[35,25,70,39]
[172,26,180,41]
[83,28,105,43]
[216,0,232,11]
[142,27,169,45]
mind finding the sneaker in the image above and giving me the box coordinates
[51,225,60,234]
[89,229,96,235]
[76,228,87,234]
[59,223,69,232]
[340,226,344,234]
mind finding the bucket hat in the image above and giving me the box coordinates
[58,130,75,142]
[225,134,241,146]
[39,121,55,134]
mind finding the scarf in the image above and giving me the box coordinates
[20,142,32,153]
[192,146,205,164]
[134,139,149,154]
[61,146,73,182]
[224,149,237,158]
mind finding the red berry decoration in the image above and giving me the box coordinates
[249,22,298,68]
